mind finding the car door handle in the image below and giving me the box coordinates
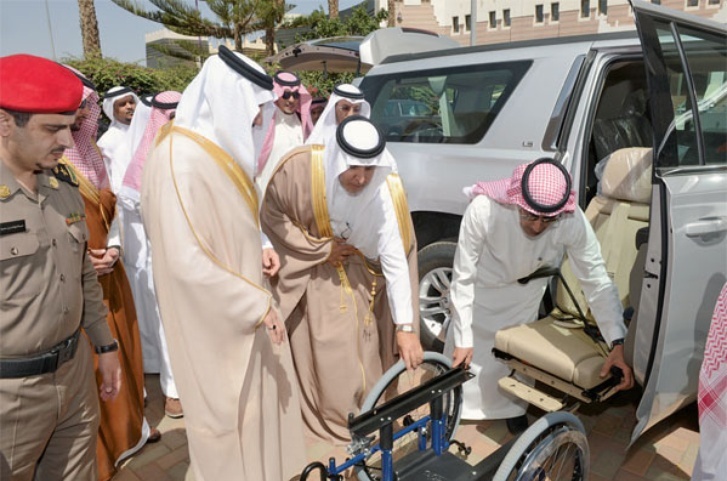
[684,216,727,237]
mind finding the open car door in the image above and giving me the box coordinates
[629,0,727,442]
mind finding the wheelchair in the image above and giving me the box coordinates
[299,352,590,481]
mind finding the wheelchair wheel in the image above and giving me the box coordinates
[493,411,589,481]
[355,352,462,481]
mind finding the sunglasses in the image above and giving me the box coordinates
[79,98,88,109]
[281,90,300,100]
[519,209,561,224]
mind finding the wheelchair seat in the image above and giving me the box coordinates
[493,147,653,408]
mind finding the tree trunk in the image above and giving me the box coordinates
[234,23,243,51]
[328,0,338,19]
[265,0,284,58]
[265,25,276,56]
[388,0,396,27]
[77,0,102,59]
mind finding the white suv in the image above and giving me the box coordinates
[359,0,726,442]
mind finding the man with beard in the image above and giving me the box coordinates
[97,86,138,193]
[63,68,160,481]
[140,47,305,481]
[0,53,120,480]
[255,71,313,192]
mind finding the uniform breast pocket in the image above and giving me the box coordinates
[0,232,43,301]
[67,223,89,253]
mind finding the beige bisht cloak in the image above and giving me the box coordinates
[261,145,418,445]
[141,126,305,481]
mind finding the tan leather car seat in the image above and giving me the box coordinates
[493,147,652,404]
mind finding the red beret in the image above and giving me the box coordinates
[0,54,83,113]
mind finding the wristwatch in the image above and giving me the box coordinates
[95,339,119,354]
[396,324,416,333]
[611,338,625,349]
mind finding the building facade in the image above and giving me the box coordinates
[382,0,726,46]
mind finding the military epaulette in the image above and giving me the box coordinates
[52,164,79,187]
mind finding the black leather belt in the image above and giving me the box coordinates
[0,329,81,379]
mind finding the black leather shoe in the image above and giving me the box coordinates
[147,427,162,444]
[506,415,529,435]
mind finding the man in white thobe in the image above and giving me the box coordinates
[97,86,138,193]
[447,158,634,434]
[305,84,370,146]
[119,91,183,418]
[255,71,313,192]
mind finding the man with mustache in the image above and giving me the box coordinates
[62,68,161,481]
[0,53,121,480]
[447,159,633,435]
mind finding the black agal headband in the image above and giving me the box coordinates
[103,86,133,100]
[336,115,385,160]
[273,71,301,87]
[151,93,179,110]
[218,45,273,91]
[521,158,572,214]
[333,85,364,100]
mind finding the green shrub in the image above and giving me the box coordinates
[63,56,197,99]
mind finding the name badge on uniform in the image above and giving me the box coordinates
[65,213,86,226]
[0,220,26,236]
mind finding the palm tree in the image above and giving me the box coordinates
[78,0,102,58]
[387,0,396,27]
[328,0,338,19]
[259,0,287,56]
[110,0,275,52]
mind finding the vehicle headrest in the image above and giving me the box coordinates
[600,147,653,204]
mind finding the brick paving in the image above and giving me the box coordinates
[115,374,700,480]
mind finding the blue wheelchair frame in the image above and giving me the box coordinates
[299,366,520,481]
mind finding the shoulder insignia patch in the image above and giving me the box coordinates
[52,164,79,187]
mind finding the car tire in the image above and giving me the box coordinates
[417,240,457,353]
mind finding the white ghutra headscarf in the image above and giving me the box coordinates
[306,84,371,146]
[174,47,275,179]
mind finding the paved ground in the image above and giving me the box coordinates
[114,373,700,481]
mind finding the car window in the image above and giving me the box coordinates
[649,22,727,169]
[361,61,531,144]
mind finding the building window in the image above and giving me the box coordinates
[707,0,719,4]
[651,0,661,4]
[489,11,496,28]
[686,0,698,6]
[551,2,560,21]
[581,0,591,17]
[453,16,460,33]
[465,14,472,31]
[535,4,544,23]
[503,9,511,27]
[599,0,608,14]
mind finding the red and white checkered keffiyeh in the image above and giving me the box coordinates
[64,83,109,189]
[694,283,727,479]
[699,283,727,426]
[122,91,181,193]
[467,160,576,216]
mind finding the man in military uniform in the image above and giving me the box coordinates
[0,54,121,480]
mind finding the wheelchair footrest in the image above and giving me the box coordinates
[498,377,565,412]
